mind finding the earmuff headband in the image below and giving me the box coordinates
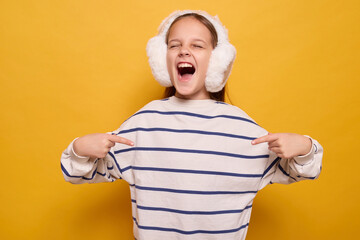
[146,10,236,92]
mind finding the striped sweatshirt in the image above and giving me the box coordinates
[61,96,323,240]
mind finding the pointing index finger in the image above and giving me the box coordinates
[251,133,277,145]
[108,134,134,146]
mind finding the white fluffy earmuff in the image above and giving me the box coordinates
[146,10,236,93]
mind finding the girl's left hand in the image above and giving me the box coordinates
[251,133,312,159]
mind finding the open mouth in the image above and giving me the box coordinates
[177,62,196,80]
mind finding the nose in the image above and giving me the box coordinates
[178,46,191,57]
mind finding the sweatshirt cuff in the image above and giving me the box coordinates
[69,138,90,162]
[293,136,315,165]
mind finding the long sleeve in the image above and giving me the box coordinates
[258,136,323,190]
[60,118,138,184]
[60,137,124,184]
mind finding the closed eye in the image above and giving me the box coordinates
[169,45,180,49]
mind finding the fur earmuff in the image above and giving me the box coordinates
[146,10,236,92]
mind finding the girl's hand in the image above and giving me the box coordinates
[73,133,134,158]
[251,133,312,159]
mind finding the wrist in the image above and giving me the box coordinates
[298,136,312,156]
[73,137,88,158]
[294,137,315,165]
[70,138,90,161]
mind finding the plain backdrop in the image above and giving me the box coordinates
[0,0,359,239]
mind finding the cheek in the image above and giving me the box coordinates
[166,52,177,82]
[166,51,176,64]
[166,53,172,73]
[199,52,212,73]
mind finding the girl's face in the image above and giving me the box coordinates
[166,17,213,100]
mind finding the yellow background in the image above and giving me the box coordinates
[1,0,359,239]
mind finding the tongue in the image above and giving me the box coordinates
[180,73,193,81]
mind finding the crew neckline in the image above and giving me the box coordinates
[166,96,216,107]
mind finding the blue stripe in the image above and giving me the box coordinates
[82,170,97,180]
[262,157,280,178]
[131,110,258,125]
[61,163,106,180]
[108,151,123,174]
[122,166,132,173]
[133,185,257,195]
[297,164,321,180]
[131,200,252,215]
[130,166,262,178]
[117,127,256,140]
[115,147,269,159]
[297,175,317,180]
[61,163,81,178]
[96,171,106,177]
[133,217,249,235]
[215,101,228,105]
[278,164,297,182]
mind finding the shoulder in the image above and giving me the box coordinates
[216,102,254,119]
[113,99,164,131]
[216,102,268,136]
[122,98,167,122]
[140,98,170,110]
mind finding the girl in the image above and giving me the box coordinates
[61,10,323,240]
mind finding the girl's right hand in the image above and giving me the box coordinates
[73,133,134,158]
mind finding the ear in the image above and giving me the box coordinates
[146,36,173,87]
[205,42,236,92]
[222,58,235,85]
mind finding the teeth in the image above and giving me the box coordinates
[177,63,193,68]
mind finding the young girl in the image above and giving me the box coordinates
[61,10,323,240]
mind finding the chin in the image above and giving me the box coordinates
[174,87,195,97]
[175,86,209,100]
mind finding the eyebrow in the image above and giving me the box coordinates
[168,38,207,44]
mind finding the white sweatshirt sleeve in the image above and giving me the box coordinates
[60,112,139,185]
[259,136,323,190]
[60,136,126,184]
[60,101,156,185]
